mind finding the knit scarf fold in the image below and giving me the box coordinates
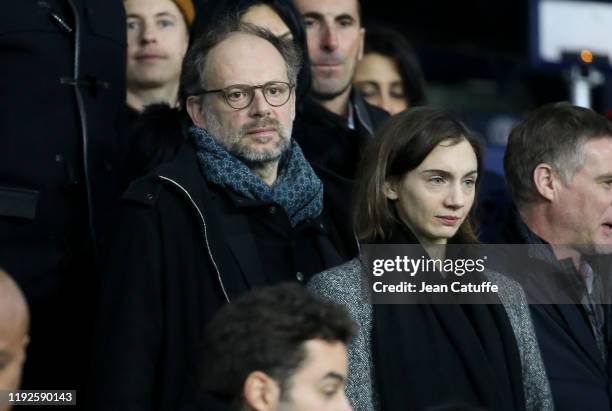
[191,126,323,227]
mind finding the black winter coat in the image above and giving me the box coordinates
[495,217,612,410]
[0,0,126,391]
[293,90,389,180]
[0,0,126,298]
[94,141,352,411]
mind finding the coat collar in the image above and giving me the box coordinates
[155,141,266,298]
[300,88,377,137]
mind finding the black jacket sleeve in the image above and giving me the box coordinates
[94,202,164,411]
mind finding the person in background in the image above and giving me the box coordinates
[0,269,29,411]
[502,102,612,411]
[121,0,195,185]
[308,107,552,411]
[188,283,354,411]
[292,0,388,180]
[353,25,426,115]
[125,0,194,115]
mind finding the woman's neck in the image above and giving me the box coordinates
[421,242,446,261]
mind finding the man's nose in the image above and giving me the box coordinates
[320,24,339,52]
[248,88,272,117]
[140,21,157,44]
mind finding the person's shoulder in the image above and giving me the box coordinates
[485,269,528,306]
[121,141,199,206]
[121,173,165,207]
[308,258,363,293]
[133,104,183,135]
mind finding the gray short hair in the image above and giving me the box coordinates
[504,102,612,208]
[179,16,302,107]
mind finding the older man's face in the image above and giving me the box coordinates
[551,137,612,255]
[188,33,296,166]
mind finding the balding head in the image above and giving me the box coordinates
[0,269,29,404]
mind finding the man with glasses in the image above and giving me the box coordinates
[94,19,349,411]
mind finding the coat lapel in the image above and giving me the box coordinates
[555,304,606,371]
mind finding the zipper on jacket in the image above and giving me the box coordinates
[158,176,231,303]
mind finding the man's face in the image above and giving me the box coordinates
[294,0,364,100]
[125,0,189,90]
[188,33,296,166]
[276,340,352,411]
[551,137,612,255]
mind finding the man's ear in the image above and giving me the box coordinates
[243,371,280,411]
[291,93,297,122]
[186,96,207,128]
[357,27,365,60]
[532,163,557,201]
[383,180,398,200]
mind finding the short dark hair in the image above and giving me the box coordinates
[179,16,302,107]
[354,107,483,243]
[504,102,612,208]
[362,25,426,106]
[198,283,355,407]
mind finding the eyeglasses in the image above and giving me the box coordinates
[193,81,294,109]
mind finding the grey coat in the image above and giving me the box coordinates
[308,258,553,411]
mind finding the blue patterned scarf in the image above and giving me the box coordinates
[191,126,323,227]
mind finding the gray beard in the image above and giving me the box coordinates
[204,108,291,167]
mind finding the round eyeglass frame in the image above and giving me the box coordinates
[192,81,295,109]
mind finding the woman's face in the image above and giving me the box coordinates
[384,139,478,245]
[354,52,407,115]
[241,4,293,40]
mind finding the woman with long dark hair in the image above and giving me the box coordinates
[308,107,552,411]
[354,26,426,115]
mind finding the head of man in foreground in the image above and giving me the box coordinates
[195,283,355,411]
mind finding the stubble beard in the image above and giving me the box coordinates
[310,55,356,101]
[204,108,292,168]
[311,76,353,101]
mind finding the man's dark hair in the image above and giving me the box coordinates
[179,15,302,107]
[198,283,355,407]
[504,102,612,208]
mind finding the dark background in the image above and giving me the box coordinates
[361,0,612,119]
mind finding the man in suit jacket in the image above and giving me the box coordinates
[502,102,612,410]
